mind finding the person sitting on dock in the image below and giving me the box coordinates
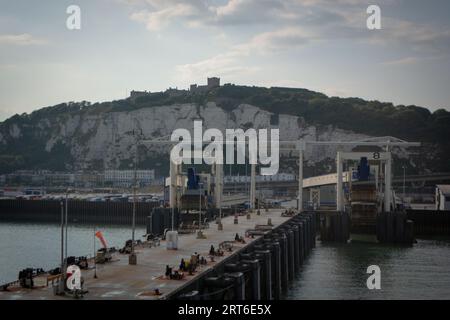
[188,260,195,275]
[172,270,184,280]
[179,258,186,271]
[234,233,246,244]
[191,253,198,267]
[165,265,172,279]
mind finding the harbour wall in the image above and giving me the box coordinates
[0,199,157,225]
[406,210,450,236]
[166,212,317,300]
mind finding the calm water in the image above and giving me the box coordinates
[283,239,450,300]
[1,222,449,299]
[0,222,145,284]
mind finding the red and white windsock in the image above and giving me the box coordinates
[95,231,108,249]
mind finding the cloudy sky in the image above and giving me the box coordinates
[1,0,450,121]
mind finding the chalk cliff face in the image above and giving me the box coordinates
[0,101,419,175]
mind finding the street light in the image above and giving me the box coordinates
[129,127,140,265]
[402,165,406,205]
[57,201,65,295]
[199,182,202,228]
[93,226,97,279]
[196,179,206,239]
[65,189,69,266]
[56,188,70,295]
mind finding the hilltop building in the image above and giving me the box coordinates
[129,90,150,102]
[190,77,221,93]
[129,77,221,100]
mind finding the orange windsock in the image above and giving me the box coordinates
[95,231,107,249]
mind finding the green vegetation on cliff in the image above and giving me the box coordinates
[0,84,449,173]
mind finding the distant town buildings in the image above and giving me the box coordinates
[104,169,155,188]
[0,169,158,189]
[0,170,104,188]
[0,169,291,189]
[224,173,295,184]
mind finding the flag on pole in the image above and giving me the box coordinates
[95,231,107,249]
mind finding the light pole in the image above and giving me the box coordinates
[402,165,406,205]
[57,201,65,295]
[129,129,138,265]
[93,226,97,279]
[199,182,202,230]
[197,181,205,239]
[64,189,69,274]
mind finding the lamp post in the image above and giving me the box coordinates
[129,129,138,265]
[93,226,97,279]
[197,181,205,239]
[57,200,65,295]
[402,165,406,205]
[65,189,69,264]
[199,182,202,230]
[64,189,70,282]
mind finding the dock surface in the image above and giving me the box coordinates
[0,209,290,300]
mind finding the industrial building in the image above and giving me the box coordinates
[104,169,155,188]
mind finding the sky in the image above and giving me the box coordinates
[0,0,450,121]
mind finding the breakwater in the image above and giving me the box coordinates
[168,212,317,300]
[407,210,450,235]
[0,199,157,225]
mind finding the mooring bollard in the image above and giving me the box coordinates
[204,276,234,300]
[297,221,305,262]
[242,259,261,300]
[270,241,282,299]
[286,228,295,280]
[301,216,310,252]
[228,272,245,300]
[275,232,289,291]
[254,249,272,300]
[291,224,300,271]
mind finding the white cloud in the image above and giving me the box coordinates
[0,33,47,46]
[175,50,259,83]
[130,3,198,31]
[381,57,419,66]
[174,26,312,83]
[124,0,450,56]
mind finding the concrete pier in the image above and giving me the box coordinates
[0,209,317,300]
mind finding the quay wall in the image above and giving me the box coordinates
[0,199,157,225]
[166,212,317,300]
[406,210,450,236]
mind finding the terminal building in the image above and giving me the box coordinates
[104,169,155,188]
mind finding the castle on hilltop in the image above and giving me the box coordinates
[190,77,220,93]
[129,77,221,102]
